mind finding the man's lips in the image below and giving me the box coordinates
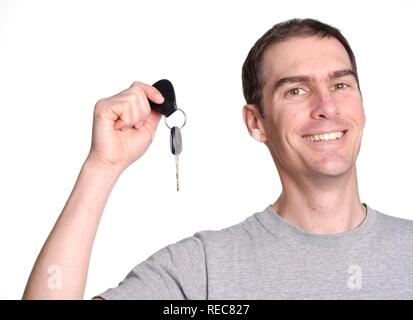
[302,129,348,142]
[302,129,348,137]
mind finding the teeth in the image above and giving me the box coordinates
[304,131,344,142]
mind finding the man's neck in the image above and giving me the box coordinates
[272,166,367,235]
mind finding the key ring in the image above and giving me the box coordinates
[164,108,187,130]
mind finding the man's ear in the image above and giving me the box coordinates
[363,110,366,129]
[242,104,268,143]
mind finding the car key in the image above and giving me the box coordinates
[148,79,186,191]
[170,126,182,191]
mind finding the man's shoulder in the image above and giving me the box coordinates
[375,207,413,224]
[193,207,267,247]
[373,206,413,237]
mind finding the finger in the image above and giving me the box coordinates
[132,109,163,142]
[129,81,165,104]
[117,93,150,129]
[110,101,136,131]
[139,108,162,131]
[116,87,151,128]
[107,81,165,105]
[112,92,153,130]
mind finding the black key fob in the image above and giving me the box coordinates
[149,79,177,117]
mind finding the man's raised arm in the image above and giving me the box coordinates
[22,81,165,299]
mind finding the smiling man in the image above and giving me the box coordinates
[242,21,367,235]
[23,18,413,300]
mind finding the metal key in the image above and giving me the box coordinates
[170,126,182,191]
[149,79,186,192]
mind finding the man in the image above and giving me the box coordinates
[23,18,413,300]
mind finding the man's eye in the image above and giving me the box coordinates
[333,83,348,90]
[286,88,305,96]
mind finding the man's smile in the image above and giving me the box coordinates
[301,129,349,149]
[302,129,348,142]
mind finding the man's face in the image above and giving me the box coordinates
[258,36,365,179]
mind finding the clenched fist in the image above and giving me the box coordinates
[87,81,165,172]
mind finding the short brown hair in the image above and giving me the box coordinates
[241,18,360,117]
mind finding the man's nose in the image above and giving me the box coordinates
[310,87,340,120]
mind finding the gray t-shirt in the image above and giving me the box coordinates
[98,203,413,299]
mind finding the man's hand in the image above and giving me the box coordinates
[88,81,164,172]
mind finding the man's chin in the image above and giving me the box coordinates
[306,159,355,178]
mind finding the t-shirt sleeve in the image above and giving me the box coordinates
[96,234,207,300]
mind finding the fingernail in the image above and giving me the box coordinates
[157,93,164,103]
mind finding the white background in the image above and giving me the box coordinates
[1,0,412,299]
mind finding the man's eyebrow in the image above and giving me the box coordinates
[271,75,312,96]
[329,69,357,80]
[271,69,357,95]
